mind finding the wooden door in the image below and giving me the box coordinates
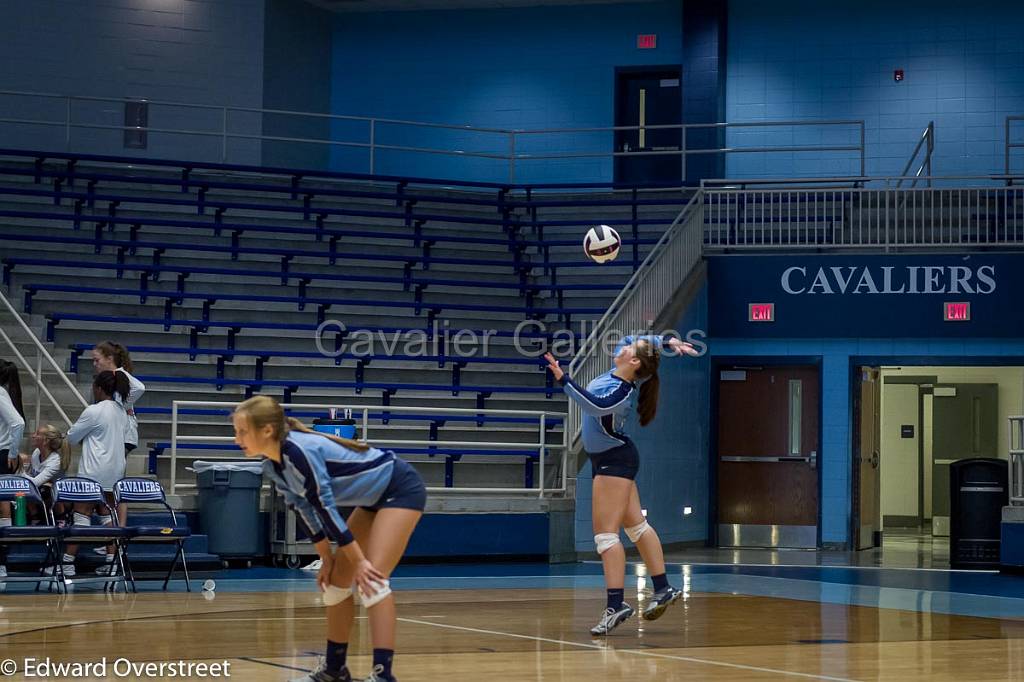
[717,365,819,548]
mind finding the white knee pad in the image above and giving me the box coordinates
[595,532,621,555]
[359,579,392,608]
[322,584,353,607]
[625,521,651,543]
[98,514,113,527]
[0,517,10,528]
[74,512,92,526]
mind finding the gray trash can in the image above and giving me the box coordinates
[195,461,265,560]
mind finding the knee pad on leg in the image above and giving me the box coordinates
[625,521,651,543]
[359,579,392,608]
[595,532,621,555]
[322,584,353,607]
[0,517,10,528]
[73,512,92,526]
[97,514,112,527]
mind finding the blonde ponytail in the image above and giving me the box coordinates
[37,424,72,473]
[234,395,370,452]
[286,416,369,452]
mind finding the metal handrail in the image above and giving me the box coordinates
[168,400,567,498]
[1006,115,1024,177]
[703,174,1024,189]
[0,89,866,182]
[702,182,1024,250]
[0,289,87,427]
[896,121,935,189]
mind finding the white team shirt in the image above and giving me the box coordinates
[0,386,25,462]
[27,448,64,487]
[66,400,128,490]
[115,367,145,447]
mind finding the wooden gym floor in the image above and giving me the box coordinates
[2,559,1024,681]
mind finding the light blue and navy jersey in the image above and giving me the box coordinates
[261,430,394,546]
[561,335,667,454]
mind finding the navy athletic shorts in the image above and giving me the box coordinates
[587,439,640,480]
[361,455,428,513]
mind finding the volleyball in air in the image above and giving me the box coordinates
[583,224,621,263]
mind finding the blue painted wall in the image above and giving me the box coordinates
[710,338,1024,546]
[0,0,266,164]
[574,284,710,553]
[726,0,1024,178]
[263,0,333,170]
[329,2,683,183]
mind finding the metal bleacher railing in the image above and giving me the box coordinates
[0,288,86,427]
[896,121,934,189]
[701,175,1024,250]
[1006,116,1024,178]
[161,400,567,498]
[0,89,866,183]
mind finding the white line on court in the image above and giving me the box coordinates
[397,616,863,682]
[642,561,1000,574]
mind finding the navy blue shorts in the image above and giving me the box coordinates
[588,440,639,480]
[361,456,427,513]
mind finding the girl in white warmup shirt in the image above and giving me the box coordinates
[25,424,70,489]
[53,371,130,577]
[91,341,144,556]
[0,360,26,579]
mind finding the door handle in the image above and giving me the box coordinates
[871,450,879,469]
[809,450,817,470]
[721,455,814,464]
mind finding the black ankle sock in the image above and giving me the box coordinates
[606,588,624,610]
[326,640,348,673]
[651,573,669,591]
[372,648,394,679]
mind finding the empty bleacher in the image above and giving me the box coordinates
[0,148,687,504]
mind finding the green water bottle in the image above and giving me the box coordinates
[13,492,27,527]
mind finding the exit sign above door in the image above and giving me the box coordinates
[637,34,657,49]
[749,303,775,322]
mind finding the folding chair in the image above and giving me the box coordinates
[0,475,64,593]
[53,477,135,593]
[115,478,192,590]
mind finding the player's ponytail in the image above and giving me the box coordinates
[94,341,134,373]
[286,416,369,453]
[94,371,130,404]
[634,340,661,427]
[235,395,370,452]
[638,374,660,426]
[38,424,71,473]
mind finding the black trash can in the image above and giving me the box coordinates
[949,458,1008,569]
[196,461,265,560]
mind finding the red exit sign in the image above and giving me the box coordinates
[944,302,971,321]
[748,303,775,322]
[637,34,657,49]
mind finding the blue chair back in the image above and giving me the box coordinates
[53,477,107,505]
[114,478,167,504]
[0,475,44,504]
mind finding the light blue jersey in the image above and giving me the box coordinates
[561,335,667,454]
[261,430,394,546]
